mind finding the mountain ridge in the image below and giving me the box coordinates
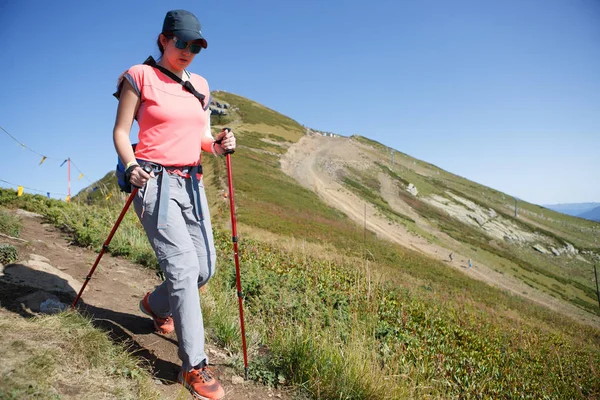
[82,90,600,322]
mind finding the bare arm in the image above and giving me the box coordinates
[113,79,140,166]
[200,113,215,153]
[113,80,152,186]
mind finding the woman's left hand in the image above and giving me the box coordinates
[215,128,236,154]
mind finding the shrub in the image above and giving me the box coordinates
[0,208,21,237]
[0,243,18,264]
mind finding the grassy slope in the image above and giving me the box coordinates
[201,94,600,397]
[351,136,600,316]
[2,92,599,399]
[0,310,160,399]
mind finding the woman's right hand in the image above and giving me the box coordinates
[129,166,154,188]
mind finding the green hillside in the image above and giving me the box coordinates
[5,91,599,399]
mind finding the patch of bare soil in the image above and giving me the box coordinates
[281,135,600,330]
[0,213,298,400]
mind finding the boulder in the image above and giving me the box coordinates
[532,244,549,254]
[563,243,578,255]
[16,290,64,313]
[0,254,82,295]
[406,183,418,196]
[550,247,561,256]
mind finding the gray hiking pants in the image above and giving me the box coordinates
[133,172,216,371]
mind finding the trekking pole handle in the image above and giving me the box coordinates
[215,127,235,155]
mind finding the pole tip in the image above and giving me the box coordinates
[244,367,249,380]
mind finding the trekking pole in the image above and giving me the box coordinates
[71,165,152,309]
[219,128,249,380]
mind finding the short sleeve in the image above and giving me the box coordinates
[113,64,144,99]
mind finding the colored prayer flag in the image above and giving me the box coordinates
[17,186,23,196]
[39,156,47,165]
[105,192,113,200]
[78,173,83,180]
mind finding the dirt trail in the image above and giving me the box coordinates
[281,135,600,329]
[0,213,295,400]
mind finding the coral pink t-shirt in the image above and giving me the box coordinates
[123,64,211,166]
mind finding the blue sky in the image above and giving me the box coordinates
[1,0,598,205]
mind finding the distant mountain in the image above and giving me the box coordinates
[579,206,600,222]
[543,202,600,217]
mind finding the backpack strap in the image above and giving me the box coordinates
[113,56,206,109]
[143,56,206,108]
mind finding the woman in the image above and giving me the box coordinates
[113,9,233,400]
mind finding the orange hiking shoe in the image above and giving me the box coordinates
[139,292,174,334]
[178,366,225,400]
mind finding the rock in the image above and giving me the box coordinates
[15,209,42,218]
[0,254,82,295]
[406,183,418,196]
[30,254,51,263]
[40,298,67,314]
[489,208,497,218]
[470,214,486,226]
[231,375,245,385]
[532,244,549,254]
[550,247,561,256]
[563,243,578,255]
[16,290,60,312]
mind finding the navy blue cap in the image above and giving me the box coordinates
[162,10,208,49]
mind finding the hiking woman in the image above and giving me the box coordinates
[112,9,233,400]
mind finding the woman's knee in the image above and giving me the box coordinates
[197,253,217,287]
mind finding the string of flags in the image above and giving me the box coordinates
[0,124,114,201]
[0,178,66,198]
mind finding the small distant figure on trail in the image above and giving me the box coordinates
[468,259,472,268]
[449,252,454,262]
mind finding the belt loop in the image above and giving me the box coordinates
[157,170,170,230]
[190,165,203,221]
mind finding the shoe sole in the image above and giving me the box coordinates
[177,371,224,400]
[139,300,172,335]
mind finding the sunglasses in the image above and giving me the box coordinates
[170,37,203,54]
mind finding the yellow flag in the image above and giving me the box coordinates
[105,192,113,200]
[17,186,24,196]
[66,195,71,202]
[78,173,83,180]
[39,156,47,165]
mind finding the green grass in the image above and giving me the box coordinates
[204,231,600,399]
[2,178,600,399]
[0,244,18,265]
[3,93,600,398]
[212,91,304,141]
[340,168,415,225]
[236,130,288,154]
[0,310,160,399]
[0,207,21,237]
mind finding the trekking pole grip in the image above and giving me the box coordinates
[215,127,235,155]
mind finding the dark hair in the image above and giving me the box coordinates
[156,32,173,55]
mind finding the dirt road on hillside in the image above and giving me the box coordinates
[281,135,600,329]
[0,213,297,400]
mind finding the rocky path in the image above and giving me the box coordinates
[0,211,295,400]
